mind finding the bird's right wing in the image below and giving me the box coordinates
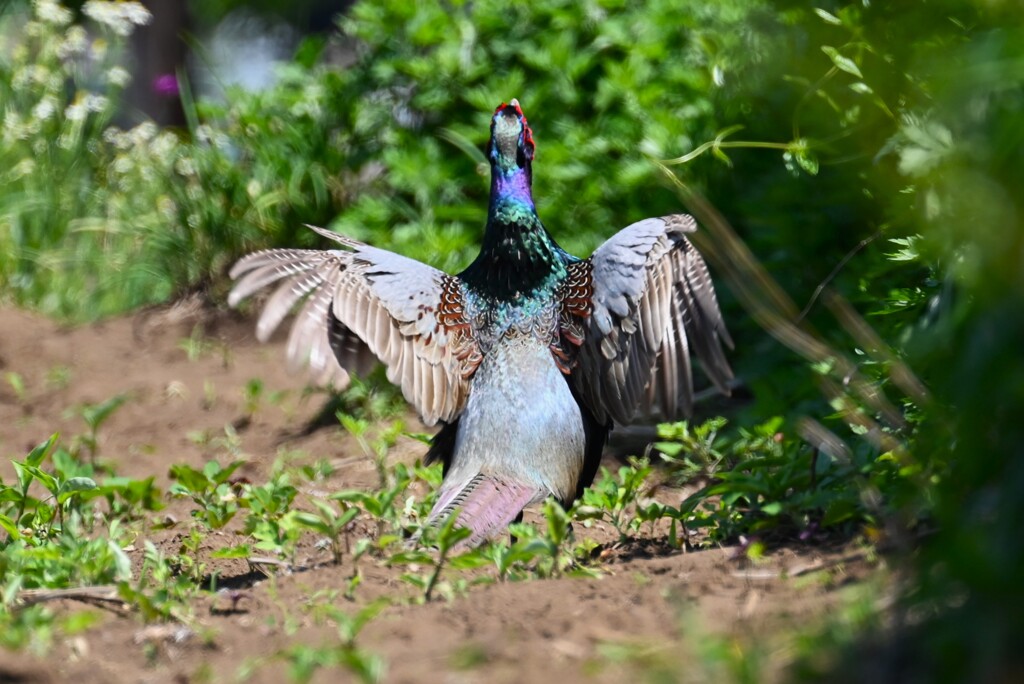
[229,226,482,426]
[560,214,733,425]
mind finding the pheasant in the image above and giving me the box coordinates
[229,99,733,547]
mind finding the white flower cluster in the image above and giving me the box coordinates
[106,66,131,88]
[10,158,37,180]
[4,0,195,229]
[64,93,109,122]
[102,123,184,190]
[150,131,179,161]
[194,125,231,151]
[32,96,59,122]
[33,0,73,26]
[3,112,30,145]
[175,156,197,177]
[82,1,151,37]
[11,65,59,93]
[56,25,89,59]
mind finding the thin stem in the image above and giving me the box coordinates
[663,139,794,167]
[423,545,448,602]
[793,65,839,140]
[797,230,881,322]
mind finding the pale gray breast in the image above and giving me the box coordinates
[446,332,586,503]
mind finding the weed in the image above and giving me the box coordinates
[44,365,72,391]
[577,458,653,542]
[126,541,199,622]
[73,393,128,463]
[173,527,210,585]
[5,372,27,402]
[242,378,264,421]
[1,436,140,644]
[337,413,406,489]
[292,499,359,565]
[653,417,731,482]
[396,513,472,603]
[202,379,217,410]
[178,325,213,362]
[276,601,387,683]
[168,458,245,529]
[243,475,303,561]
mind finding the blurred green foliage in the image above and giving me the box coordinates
[1,0,1022,680]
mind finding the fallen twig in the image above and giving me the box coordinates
[15,585,123,608]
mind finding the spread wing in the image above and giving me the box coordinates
[562,214,733,425]
[228,225,481,426]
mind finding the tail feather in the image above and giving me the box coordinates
[429,473,545,548]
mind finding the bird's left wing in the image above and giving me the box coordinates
[559,214,733,425]
[229,225,481,426]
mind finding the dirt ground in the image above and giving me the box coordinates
[0,305,886,683]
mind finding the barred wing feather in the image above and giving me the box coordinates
[569,214,733,425]
[228,225,480,426]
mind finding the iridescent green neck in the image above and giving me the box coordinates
[460,165,566,300]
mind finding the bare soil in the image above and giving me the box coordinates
[0,305,886,683]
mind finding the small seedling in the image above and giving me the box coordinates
[653,417,729,481]
[202,380,217,410]
[44,365,72,391]
[178,325,212,361]
[578,458,653,542]
[293,499,359,565]
[72,394,129,463]
[242,378,264,422]
[168,459,246,529]
[5,372,27,403]
[276,601,387,683]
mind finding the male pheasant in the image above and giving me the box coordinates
[229,100,733,547]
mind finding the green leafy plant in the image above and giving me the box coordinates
[275,601,387,683]
[178,325,214,362]
[653,417,731,482]
[4,372,27,403]
[72,393,128,463]
[97,475,163,520]
[6,434,99,537]
[1,436,136,646]
[292,499,359,565]
[242,474,303,560]
[337,413,406,489]
[168,459,246,529]
[124,540,199,623]
[660,417,906,545]
[390,513,472,603]
[576,458,653,542]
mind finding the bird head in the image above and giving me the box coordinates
[489,99,535,173]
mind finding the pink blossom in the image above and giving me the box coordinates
[152,74,179,97]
